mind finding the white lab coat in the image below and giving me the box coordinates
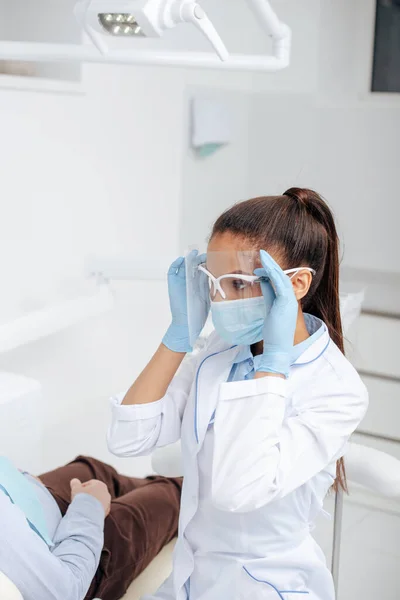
[108,325,368,600]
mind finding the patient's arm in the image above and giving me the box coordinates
[0,491,104,600]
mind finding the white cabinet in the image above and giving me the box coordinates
[348,314,400,380]
[359,376,400,442]
[346,310,400,447]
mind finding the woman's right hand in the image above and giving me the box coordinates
[162,250,205,353]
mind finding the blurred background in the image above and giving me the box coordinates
[0,1,399,598]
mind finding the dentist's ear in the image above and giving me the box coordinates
[290,270,313,301]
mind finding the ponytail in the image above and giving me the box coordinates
[284,188,344,353]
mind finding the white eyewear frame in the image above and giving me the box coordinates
[198,264,316,300]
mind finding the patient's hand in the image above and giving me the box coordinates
[70,478,111,516]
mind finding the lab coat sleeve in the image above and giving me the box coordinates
[107,353,197,457]
[0,492,104,600]
[211,374,368,512]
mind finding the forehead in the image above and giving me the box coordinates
[207,232,285,274]
[208,231,255,253]
[207,232,260,276]
[206,250,260,277]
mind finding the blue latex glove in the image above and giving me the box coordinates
[253,250,298,378]
[162,250,206,353]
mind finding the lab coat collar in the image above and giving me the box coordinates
[292,324,330,365]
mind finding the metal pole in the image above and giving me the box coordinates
[331,488,344,598]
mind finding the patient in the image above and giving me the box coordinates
[0,455,182,600]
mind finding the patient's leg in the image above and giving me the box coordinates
[87,475,182,600]
[39,455,161,510]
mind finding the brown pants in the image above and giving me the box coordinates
[40,456,182,600]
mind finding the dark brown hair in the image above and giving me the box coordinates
[211,187,346,492]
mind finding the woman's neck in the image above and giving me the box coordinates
[294,310,310,345]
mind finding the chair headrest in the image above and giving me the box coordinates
[0,572,23,600]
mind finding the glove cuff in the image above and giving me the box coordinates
[255,351,290,379]
[162,323,192,354]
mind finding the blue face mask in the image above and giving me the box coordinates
[210,294,273,346]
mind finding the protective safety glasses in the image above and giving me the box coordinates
[198,264,316,300]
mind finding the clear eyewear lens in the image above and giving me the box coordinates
[198,265,262,300]
[218,276,262,300]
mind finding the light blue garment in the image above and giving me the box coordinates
[210,291,274,346]
[0,456,54,547]
[24,474,62,540]
[0,486,105,600]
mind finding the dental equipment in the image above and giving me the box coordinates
[75,0,229,61]
[0,1,291,72]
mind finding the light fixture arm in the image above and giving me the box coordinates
[0,0,291,72]
[74,0,108,53]
[168,1,229,61]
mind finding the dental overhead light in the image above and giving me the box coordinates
[75,0,230,61]
[97,13,144,37]
[0,0,291,72]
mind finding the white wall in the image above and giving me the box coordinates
[179,0,323,248]
[179,89,252,250]
[181,0,400,273]
[248,0,400,273]
[0,0,81,80]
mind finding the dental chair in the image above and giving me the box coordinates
[0,572,23,600]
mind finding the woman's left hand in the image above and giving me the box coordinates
[254,249,298,378]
